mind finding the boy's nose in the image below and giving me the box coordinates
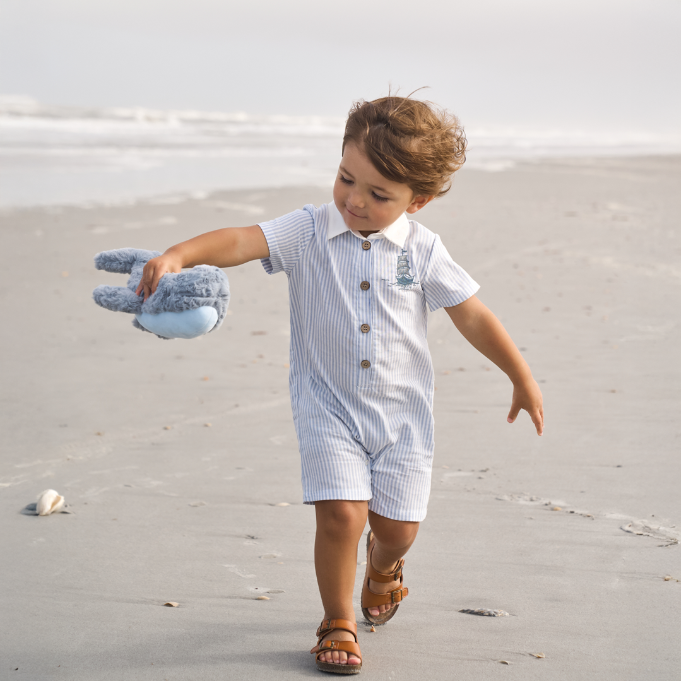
[349,192,365,209]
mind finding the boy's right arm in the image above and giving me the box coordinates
[136,225,269,300]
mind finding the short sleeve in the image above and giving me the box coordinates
[258,207,315,276]
[421,235,480,312]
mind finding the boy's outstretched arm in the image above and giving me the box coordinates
[444,295,544,435]
[136,225,270,300]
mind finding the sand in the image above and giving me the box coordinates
[1,157,680,680]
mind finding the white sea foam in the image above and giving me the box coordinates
[1,97,680,207]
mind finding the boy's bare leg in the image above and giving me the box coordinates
[366,510,420,617]
[314,500,368,666]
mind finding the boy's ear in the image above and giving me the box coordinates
[405,195,435,214]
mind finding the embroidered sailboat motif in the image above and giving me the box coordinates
[384,248,420,290]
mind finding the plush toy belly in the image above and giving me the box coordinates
[135,307,219,339]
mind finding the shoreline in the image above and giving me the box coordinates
[2,152,681,212]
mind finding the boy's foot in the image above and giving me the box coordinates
[366,564,401,618]
[316,624,362,666]
[362,530,409,624]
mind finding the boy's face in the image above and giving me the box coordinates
[333,142,433,232]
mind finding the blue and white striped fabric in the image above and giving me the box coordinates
[258,201,479,521]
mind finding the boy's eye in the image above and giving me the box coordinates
[372,192,388,202]
[339,175,353,185]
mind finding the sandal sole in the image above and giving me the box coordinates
[361,530,400,626]
[316,661,363,674]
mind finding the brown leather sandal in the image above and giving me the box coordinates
[361,530,409,625]
[310,618,362,674]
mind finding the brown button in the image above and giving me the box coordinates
[362,240,371,250]
[360,360,371,369]
[361,324,370,333]
[360,281,370,290]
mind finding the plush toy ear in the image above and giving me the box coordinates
[94,248,161,274]
[92,285,142,313]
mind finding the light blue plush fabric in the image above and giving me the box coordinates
[135,307,218,339]
[92,248,230,339]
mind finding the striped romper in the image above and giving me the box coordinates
[258,201,479,522]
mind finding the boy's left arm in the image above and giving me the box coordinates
[444,295,544,435]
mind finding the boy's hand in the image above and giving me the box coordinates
[135,253,183,301]
[507,378,544,435]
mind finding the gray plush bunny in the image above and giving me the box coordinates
[93,248,230,339]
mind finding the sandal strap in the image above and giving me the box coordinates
[362,585,409,607]
[310,640,362,661]
[315,618,358,641]
[366,553,405,583]
[366,536,405,583]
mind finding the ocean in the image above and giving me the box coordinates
[2,96,680,208]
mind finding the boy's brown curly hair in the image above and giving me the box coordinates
[342,95,466,198]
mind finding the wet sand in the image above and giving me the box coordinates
[1,156,680,680]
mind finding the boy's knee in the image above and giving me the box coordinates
[316,500,367,534]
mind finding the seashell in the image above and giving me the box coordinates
[36,489,65,516]
[163,602,179,607]
[256,596,270,600]
[370,625,376,632]
[500,660,510,665]
[459,608,510,617]
[530,653,545,658]
[275,502,290,507]
[552,506,562,511]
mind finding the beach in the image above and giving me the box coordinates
[1,155,680,679]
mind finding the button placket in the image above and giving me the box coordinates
[358,238,373,386]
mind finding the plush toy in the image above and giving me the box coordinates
[92,248,230,339]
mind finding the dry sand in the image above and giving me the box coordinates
[1,156,680,680]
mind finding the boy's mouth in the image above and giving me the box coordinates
[346,206,365,219]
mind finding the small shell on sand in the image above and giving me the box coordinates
[530,653,545,658]
[163,602,179,607]
[256,596,270,600]
[36,489,65,516]
[500,660,511,665]
[459,608,510,617]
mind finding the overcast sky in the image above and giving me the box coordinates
[1,0,679,132]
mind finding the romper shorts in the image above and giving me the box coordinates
[293,377,435,523]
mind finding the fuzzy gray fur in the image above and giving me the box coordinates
[93,248,230,339]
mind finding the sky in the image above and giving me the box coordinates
[1,0,680,132]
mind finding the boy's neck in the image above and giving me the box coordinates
[358,230,379,238]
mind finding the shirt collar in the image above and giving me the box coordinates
[327,201,410,249]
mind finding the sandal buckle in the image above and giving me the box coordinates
[390,589,403,603]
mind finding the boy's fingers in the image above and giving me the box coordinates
[507,403,520,424]
[532,408,544,435]
[151,271,164,294]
